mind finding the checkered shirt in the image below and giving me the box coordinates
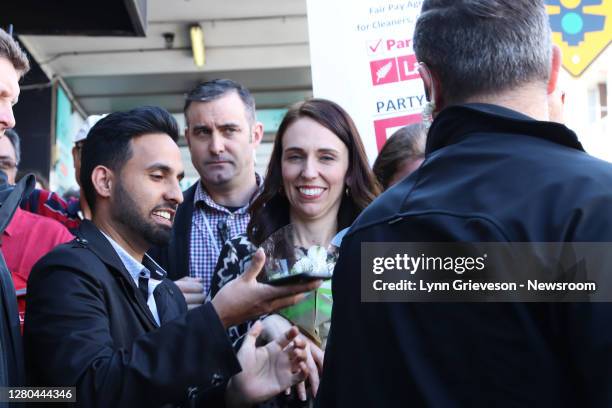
[190,175,262,295]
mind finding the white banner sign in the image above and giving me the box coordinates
[307,0,425,163]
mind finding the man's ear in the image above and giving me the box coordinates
[71,145,79,162]
[418,63,444,113]
[251,122,264,147]
[91,165,114,199]
[548,45,562,95]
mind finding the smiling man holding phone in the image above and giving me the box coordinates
[24,106,319,407]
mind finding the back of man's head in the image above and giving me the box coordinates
[413,0,551,105]
[80,106,179,213]
[0,28,29,75]
[183,79,256,125]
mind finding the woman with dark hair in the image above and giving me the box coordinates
[372,122,426,190]
[209,98,380,402]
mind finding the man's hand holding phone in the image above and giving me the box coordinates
[211,249,322,328]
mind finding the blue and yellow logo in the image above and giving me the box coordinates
[546,0,611,76]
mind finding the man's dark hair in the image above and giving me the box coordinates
[4,129,20,166]
[183,79,256,125]
[80,106,179,213]
[0,28,29,75]
[413,0,551,105]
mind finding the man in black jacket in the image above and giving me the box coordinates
[317,1,612,407]
[25,107,317,407]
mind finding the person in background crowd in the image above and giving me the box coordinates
[151,79,264,309]
[372,123,426,190]
[210,98,380,403]
[19,182,80,231]
[0,28,24,141]
[61,187,80,202]
[2,206,73,330]
[317,0,612,406]
[0,128,73,329]
[19,183,80,231]
[25,106,320,407]
[0,129,19,184]
[71,114,106,219]
[18,116,107,232]
[0,25,31,390]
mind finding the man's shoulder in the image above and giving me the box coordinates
[31,238,105,279]
[347,177,414,235]
[564,149,612,180]
[33,238,87,262]
[346,140,612,242]
[531,142,612,203]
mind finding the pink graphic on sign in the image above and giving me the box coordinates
[385,39,412,52]
[373,113,422,151]
[397,55,420,81]
[370,58,399,86]
[367,39,383,55]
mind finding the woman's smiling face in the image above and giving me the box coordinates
[281,117,349,223]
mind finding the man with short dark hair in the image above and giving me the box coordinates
[25,106,318,407]
[317,1,612,406]
[152,79,264,308]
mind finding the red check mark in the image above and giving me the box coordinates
[368,39,383,53]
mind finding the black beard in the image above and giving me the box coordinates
[112,180,172,247]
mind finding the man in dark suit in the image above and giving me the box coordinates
[24,106,317,407]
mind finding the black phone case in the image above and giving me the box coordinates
[265,272,331,286]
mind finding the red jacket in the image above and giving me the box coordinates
[1,208,73,328]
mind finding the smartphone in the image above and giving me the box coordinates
[264,272,331,286]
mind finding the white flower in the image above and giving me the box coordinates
[292,257,313,274]
[290,245,330,276]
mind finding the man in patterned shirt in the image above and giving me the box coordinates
[151,79,264,308]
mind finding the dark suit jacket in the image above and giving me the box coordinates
[150,183,197,281]
[24,220,240,407]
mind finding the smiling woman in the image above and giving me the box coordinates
[248,99,381,247]
[208,98,381,404]
[280,117,349,226]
